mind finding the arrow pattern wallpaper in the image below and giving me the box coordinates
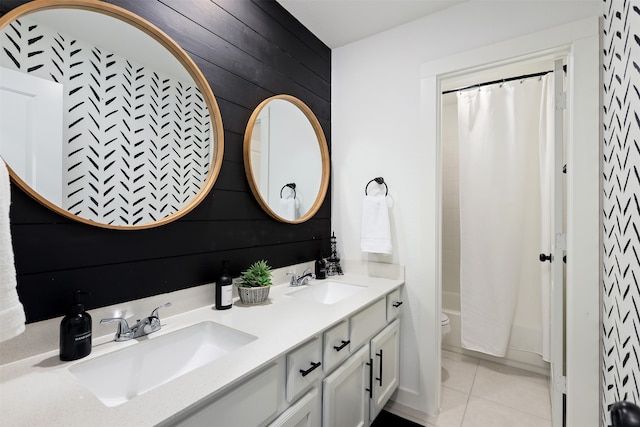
[1,16,211,226]
[603,0,640,425]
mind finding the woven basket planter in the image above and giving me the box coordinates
[236,285,270,305]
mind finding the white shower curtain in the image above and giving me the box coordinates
[457,75,553,358]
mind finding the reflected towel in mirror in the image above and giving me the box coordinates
[0,157,25,342]
[361,194,392,254]
[277,197,299,221]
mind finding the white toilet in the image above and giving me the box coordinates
[441,312,451,338]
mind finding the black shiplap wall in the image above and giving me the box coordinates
[0,0,331,322]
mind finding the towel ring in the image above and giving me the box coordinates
[280,183,296,199]
[365,177,388,196]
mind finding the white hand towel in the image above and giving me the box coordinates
[0,157,25,342]
[360,194,392,254]
[277,197,298,221]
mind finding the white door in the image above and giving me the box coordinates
[549,58,566,427]
[369,320,400,421]
[0,66,63,205]
[322,344,370,427]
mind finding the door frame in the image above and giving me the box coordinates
[419,17,600,425]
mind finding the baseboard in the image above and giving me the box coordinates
[384,400,431,426]
[442,345,550,377]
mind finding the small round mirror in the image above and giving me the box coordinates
[243,95,329,223]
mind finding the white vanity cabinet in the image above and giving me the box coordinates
[322,296,402,426]
[167,286,402,427]
[169,362,285,427]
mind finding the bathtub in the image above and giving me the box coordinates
[442,290,550,376]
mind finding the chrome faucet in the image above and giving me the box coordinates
[287,269,316,287]
[101,302,172,342]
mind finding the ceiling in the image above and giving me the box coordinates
[276,0,466,49]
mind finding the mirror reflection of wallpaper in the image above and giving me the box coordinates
[1,16,211,225]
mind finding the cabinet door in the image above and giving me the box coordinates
[369,320,400,421]
[322,344,370,427]
[269,388,320,427]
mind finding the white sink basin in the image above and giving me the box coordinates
[69,321,257,407]
[287,281,366,304]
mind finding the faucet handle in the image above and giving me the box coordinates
[100,317,130,330]
[286,272,299,285]
[150,302,172,319]
[100,317,133,341]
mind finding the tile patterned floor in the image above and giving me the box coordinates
[428,351,552,427]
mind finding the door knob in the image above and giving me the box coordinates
[539,253,552,262]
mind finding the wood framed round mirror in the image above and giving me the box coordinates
[0,0,224,229]
[243,95,329,223]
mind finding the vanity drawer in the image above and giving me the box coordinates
[323,320,350,373]
[286,337,322,402]
[349,298,386,352]
[172,363,280,427]
[386,289,403,321]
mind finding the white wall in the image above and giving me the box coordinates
[331,1,602,421]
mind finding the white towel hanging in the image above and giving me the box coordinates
[0,157,26,342]
[360,194,392,255]
[277,197,298,221]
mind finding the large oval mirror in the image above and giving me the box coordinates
[0,0,224,229]
[244,95,329,223]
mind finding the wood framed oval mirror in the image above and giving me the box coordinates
[0,0,224,229]
[243,95,329,223]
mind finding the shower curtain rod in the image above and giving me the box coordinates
[442,69,560,95]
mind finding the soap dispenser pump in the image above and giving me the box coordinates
[60,290,92,361]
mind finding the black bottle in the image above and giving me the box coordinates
[216,260,233,310]
[60,291,92,361]
[315,253,327,280]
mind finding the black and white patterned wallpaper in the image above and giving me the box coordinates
[602,0,640,425]
[1,16,211,226]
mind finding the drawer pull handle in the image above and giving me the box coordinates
[366,359,373,398]
[392,301,403,308]
[375,350,383,386]
[333,340,350,352]
[299,361,322,377]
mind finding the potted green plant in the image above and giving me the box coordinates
[236,260,273,304]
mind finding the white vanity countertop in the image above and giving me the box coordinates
[0,271,403,427]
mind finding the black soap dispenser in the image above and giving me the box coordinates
[216,260,233,310]
[315,252,327,280]
[60,290,92,361]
